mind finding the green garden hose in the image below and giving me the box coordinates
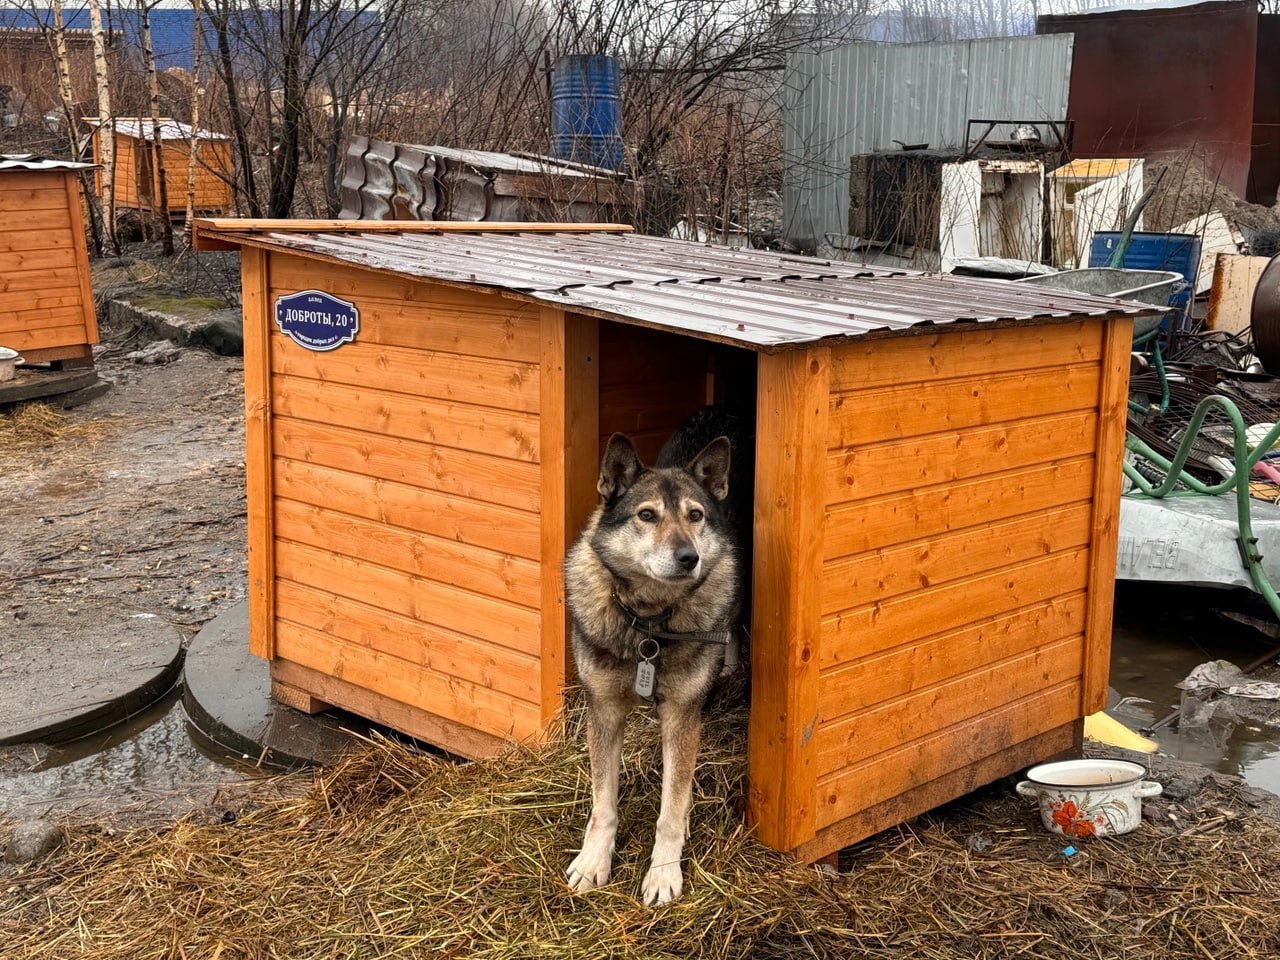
[1124,395,1280,619]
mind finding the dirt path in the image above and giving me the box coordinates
[0,326,256,825]
[1,344,246,635]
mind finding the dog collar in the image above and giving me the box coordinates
[611,593,732,647]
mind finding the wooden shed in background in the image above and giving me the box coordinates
[0,155,98,365]
[193,219,1158,862]
[90,119,232,217]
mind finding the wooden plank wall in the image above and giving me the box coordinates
[765,318,1121,858]
[113,135,140,209]
[597,321,716,463]
[161,141,233,214]
[261,253,549,752]
[0,170,97,356]
[97,132,231,214]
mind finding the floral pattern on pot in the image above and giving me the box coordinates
[1048,794,1129,838]
[1017,759,1161,838]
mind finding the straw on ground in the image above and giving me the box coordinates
[3,700,1279,959]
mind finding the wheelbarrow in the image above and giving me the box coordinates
[1014,267,1183,338]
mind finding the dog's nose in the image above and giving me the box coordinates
[675,547,699,571]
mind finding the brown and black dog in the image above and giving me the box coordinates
[565,407,744,905]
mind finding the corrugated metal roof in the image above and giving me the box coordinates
[0,154,97,172]
[206,228,1162,352]
[87,118,228,141]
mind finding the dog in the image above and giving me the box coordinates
[564,407,745,906]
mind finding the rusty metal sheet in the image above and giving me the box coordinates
[217,229,1162,352]
[1251,14,1280,204]
[1038,1,1258,197]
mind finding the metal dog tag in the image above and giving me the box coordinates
[634,659,656,699]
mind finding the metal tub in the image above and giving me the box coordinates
[1014,267,1181,337]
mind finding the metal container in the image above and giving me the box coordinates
[551,54,623,171]
[1016,758,1162,838]
[1014,267,1180,337]
[0,346,21,381]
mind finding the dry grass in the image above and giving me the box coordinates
[0,403,112,454]
[3,700,1280,959]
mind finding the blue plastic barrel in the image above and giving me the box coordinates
[551,55,623,171]
[1089,232,1201,330]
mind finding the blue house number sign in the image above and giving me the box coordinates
[274,290,360,351]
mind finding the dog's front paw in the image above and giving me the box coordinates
[640,861,683,906]
[567,839,613,893]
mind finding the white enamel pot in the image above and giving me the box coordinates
[0,346,21,382]
[1015,759,1162,839]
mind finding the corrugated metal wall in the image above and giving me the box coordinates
[784,35,1074,253]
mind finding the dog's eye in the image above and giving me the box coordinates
[688,509,704,522]
[637,508,657,523]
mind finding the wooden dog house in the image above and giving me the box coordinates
[91,119,233,217]
[193,219,1157,862]
[0,156,98,365]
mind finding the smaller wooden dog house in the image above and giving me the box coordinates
[194,219,1158,862]
[0,155,98,365]
[90,119,233,217]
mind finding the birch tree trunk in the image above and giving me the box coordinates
[140,0,175,255]
[87,0,116,250]
[49,0,78,156]
[50,0,102,254]
[187,0,203,226]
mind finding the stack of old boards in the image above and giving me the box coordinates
[192,218,1162,863]
[0,155,104,407]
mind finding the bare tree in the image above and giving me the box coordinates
[206,0,404,218]
[139,0,175,253]
[548,1,865,172]
[206,0,261,215]
[47,0,78,155]
[87,0,116,249]
[186,0,204,226]
[30,0,103,254]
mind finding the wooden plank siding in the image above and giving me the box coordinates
[597,321,713,463]
[1081,315,1135,712]
[161,141,233,213]
[0,169,97,357]
[751,316,1124,858]
[95,130,233,214]
[746,347,829,853]
[539,308,600,715]
[255,254,576,754]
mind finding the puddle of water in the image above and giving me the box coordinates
[0,687,262,823]
[1109,586,1280,795]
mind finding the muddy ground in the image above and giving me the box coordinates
[0,298,256,826]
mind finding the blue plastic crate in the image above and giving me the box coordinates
[1089,232,1200,330]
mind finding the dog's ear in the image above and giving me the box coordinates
[687,436,731,501]
[598,433,643,501]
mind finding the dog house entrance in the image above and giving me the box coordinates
[594,319,758,581]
